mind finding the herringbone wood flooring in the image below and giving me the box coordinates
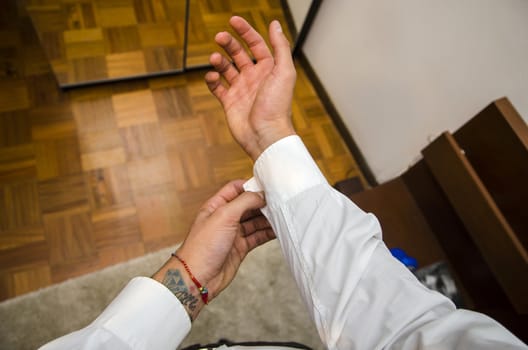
[0,0,364,301]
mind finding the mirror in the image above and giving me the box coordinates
[25,0,188,88]
[185,0,319,68]
[186,0,293,68]
[25,0,319,87]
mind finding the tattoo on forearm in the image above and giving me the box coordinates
[162,269,199,312]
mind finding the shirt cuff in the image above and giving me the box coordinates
[244,135,328,203]
[91,277,191,349]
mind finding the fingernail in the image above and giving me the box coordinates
[274,20,282,32]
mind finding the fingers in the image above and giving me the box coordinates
[205,71,227,101]
[244,228,276,252]
[209,51,239,84]
[216,191,265,222]
[240,213,275,253]
[229,16,273,63]
[207,16,291,100]
[214,31,253,70]
[240,207,262,223]
[198,180,246,219]
[268,20,294,74]
[241,214,270,236]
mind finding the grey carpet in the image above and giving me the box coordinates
[0,240,324,349]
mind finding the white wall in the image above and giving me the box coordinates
[303,0,528,183]
[285,0,311,32]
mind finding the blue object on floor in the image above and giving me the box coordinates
[389,248,418,270]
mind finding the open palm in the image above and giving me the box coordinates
[205,16,297,160]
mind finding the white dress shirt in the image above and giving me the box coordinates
[41,135,526,350]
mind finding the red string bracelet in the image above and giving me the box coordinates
[171,253,209,305]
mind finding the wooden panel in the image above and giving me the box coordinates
[31,119,77,140]
[38,174,89,214]
[0,181,41,231]
[0,144,37,184]
[34,137,82,179]
[81,147,127,171]
[105,51,147,78]
[167,147,214,189]
[126,154,173,195]
[209,144,254,184]
[78,128,125,171]
[0,241,49,272]
[43,209,96,265]
[91,205,142,250]
[403,160,528,340]
[152,86,193,121]
[120,122,165,160]
[97,242,144,268]
[26,74,66,107]
[112,90,158,127]
[454,98,528,250]
[85,165,133,211]
[3,265,52,297]
[162,118,205,151]
[350,178,446,267]
[0,110,32,147]
[135,187,188,252]
[198,110,233,146]
[0,79,30,113]
[423,132,528,313]
[72,97,117,133]
[0,226,46,251]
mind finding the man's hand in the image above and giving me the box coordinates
[205,16,297,161]
[152,180,275,320]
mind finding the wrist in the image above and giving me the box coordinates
[152,257,205,321]
[251,123,296,161]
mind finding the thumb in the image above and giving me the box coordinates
[218,191,266,222]
[269,20,294,72]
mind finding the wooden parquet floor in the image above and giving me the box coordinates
[26,0,187,86]
[186,0,294,67]
[25,0,295,86]
[0,0,364,301]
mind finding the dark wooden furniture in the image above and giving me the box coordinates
[337,97,528,341]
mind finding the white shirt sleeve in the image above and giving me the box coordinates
[39,277,191,350]
[245,135,526,350]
